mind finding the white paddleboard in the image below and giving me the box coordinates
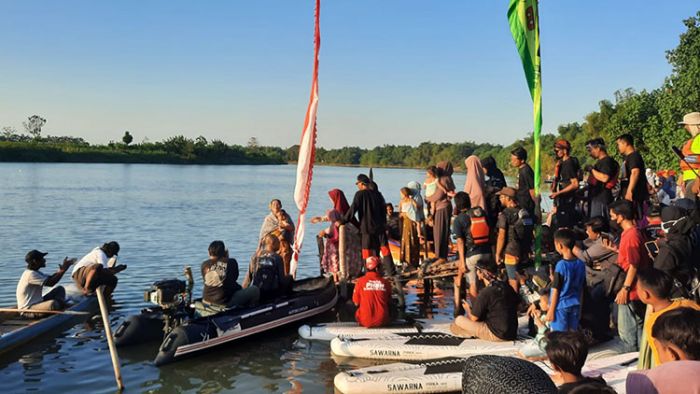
[298,320,452,341]
[334,357,464,394]
[334,350,638,394]
[331,332,530,361]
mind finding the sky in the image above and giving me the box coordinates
[1,1,698,148]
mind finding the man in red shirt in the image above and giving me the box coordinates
[606,200,651,352]
[353,256,392,328]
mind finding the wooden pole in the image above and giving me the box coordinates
[0,308,90,316]
[338,224,348,299]
[96,286,124,391]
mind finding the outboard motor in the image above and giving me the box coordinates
[114,268,193,347]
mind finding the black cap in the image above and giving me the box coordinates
[25,250,48,263]
[356,174,371,185]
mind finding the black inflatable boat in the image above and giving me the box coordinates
[114,275,338,366]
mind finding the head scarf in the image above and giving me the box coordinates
[405,181,425,222]
[328,189,350,215]
[436,161,456,191]
[464,155,487,213]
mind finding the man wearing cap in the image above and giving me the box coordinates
[352,256,392,328]
[585,138,619,219]
[72,241,126,297]
[549,139,581,229]
[450,260,519,341]
[678,112,700,200]
[495,186,534,292]
[16,250,75,317]
[510,146,537,218]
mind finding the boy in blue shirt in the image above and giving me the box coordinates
[547,228,586,331]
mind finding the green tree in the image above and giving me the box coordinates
[23,115,46,139]
[122,131,133,146]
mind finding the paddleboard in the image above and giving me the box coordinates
[298,320,452,341]
[331,332,530,361]
[334,351,638,394]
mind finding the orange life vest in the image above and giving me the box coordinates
[680,136,700,180]
[469,210,490,246]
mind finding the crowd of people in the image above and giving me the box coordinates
[13,111,700,392]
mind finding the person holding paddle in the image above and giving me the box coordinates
[16,250,75,318]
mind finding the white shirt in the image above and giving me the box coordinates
[72,247,109,277]
[16,269,49,309]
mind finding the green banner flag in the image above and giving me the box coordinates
[508,0,543,266]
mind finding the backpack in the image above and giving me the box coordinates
[468,208,490,246]
[513,208,534,245]
[253,254,280,293]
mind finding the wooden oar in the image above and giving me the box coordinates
[0,308,90,316]
[96,286,124,391]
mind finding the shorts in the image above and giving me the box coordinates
[73,265,118,291]
[504,254,519,281]
[550,305,581,332]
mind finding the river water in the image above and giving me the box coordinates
[0,163,468,393]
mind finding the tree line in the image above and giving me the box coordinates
[2,11,698,171]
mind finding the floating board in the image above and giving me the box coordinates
[334,351,638,394]
[298,320,452,341]
[335,357,464,394]
[331,332,530,361]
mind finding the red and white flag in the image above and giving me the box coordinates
[291,0,320,278]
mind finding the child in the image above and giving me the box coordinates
[626,308,700,393]
[636,268,700,368]
[545,331,610,392]
[518,289,551,360]
[399,187,420,267]
[547,229,586,331]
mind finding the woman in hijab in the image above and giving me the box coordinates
[427,162,455,262]
[311,189,363,281]
[464,155,488,213]
[258,199,295,275]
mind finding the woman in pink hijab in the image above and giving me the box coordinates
[463,155,488,214]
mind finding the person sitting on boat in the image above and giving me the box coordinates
[243,234,290,302]
[71,241,126,298]
[450,260,519,342]
[353,256,392,328]
[16,250,75,318]
[258,199,295,275]
[202,240,259,308]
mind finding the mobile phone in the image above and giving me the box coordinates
[645,241,659,258]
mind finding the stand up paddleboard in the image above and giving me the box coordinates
[298,320,452,341]
[334,351,639,394]
[331,332,531,361]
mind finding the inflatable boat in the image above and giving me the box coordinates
[114,275,338,366]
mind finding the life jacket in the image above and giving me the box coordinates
[467,208,490,246]
[680,135,700,181]
[253,254,280,293]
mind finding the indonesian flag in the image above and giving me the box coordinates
[291,0,320,278]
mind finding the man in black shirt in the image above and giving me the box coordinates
[202,240,259,307]
[452,192,493,298]
[510,146,537,218]
[450,260,519,341]
[585,138,619,220]
[616,133,650,222]
[549,139,581,229]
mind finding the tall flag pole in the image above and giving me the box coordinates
[508,0,542,267]
[291,0,321,278]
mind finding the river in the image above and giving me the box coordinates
[0,163,471,393]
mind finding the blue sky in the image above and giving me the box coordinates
[1,1,697,148]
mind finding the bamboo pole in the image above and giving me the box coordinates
[454,272,463,317]
[0,308,90,316]
[338,224,348,298]
[96,286,124,391]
